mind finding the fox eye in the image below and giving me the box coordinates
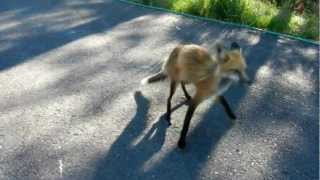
[234,70,241,75]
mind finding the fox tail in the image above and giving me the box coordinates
[140,71,167,85]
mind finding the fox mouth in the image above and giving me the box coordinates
[221,70,240,83]
[216,71,240,96]
[222,70,252,85]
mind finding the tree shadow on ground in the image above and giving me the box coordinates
[1,1,318,179]
[0,0,155,71]
[93,5,318,177]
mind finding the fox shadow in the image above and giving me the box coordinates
[93,87,237,180]
[93,91,168,180]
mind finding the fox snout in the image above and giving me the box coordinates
[239,71,252,85]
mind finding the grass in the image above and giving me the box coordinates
[130,0,319,41]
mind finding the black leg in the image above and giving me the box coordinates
[178,101,197,149]
[166,81,177,126]
[181,82,191,100]
[219,96,236,119]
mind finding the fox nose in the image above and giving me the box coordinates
[244,79,253,85]
[239,72,252,85]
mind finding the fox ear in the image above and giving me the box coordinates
[215,42,226,62]
[230,42,242,53]
[230,42,240,49]
[215,42,224,54]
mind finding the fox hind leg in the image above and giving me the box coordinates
[178,92,204,149]
[166,80,177,126]
[181,82,191,101]
[177,101,197,149]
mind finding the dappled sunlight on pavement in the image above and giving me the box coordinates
[0,0,318,180]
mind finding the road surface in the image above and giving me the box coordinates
[0,0,318,179]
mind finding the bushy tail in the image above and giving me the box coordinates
[141,71,167,85]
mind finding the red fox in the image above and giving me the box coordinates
[141,42,251,149]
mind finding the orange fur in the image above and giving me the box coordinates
[141,42,250,149]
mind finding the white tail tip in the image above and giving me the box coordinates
[140,77,149,85]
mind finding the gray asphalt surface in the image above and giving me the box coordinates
[0,0,319,180]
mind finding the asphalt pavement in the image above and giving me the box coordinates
[0,0,319,180]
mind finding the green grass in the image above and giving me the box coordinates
[131,0,319,41]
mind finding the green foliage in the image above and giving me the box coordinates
[211,0,248,21]
[130,0,319,41]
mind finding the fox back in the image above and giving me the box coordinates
[162,44,218,83]
[162,43,248,87]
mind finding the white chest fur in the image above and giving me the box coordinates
[216,73,240,97]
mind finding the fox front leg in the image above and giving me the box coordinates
[181,82,191,101]
[218,96,236,120]
[166,81,177,126]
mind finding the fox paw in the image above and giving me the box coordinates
[164,114,172,126]
[178,97,191,105]
[166,120,172,126]
[178,139,186,149]
[229,114,237,120]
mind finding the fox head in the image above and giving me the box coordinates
[217,42,251,84]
